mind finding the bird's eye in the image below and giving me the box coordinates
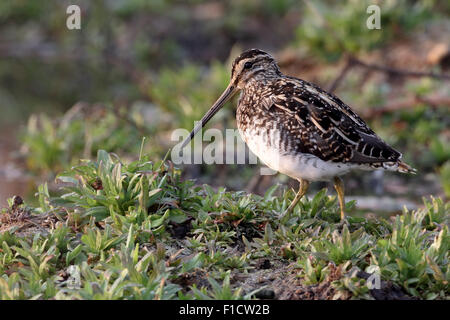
[244,62,253,69]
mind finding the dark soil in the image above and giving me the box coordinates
[228,259,417,300]
[171,269,210,293]
[0,194,58,236]
[168,217,194,239]
[357,271,416,300]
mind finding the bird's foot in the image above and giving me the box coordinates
[279,208,292,220]
[336,216,350,230]
[279,199,298,220]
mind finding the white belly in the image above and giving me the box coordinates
[240,129,354,181]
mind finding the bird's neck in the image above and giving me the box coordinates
[245,71,281,90]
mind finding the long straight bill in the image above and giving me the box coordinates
[180,84,236,149]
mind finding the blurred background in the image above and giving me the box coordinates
[0,0,448,217]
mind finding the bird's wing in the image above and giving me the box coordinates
[269,78,402,164]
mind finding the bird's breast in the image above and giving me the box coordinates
[236,94,353,181]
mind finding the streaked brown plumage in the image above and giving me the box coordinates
[182,48,416,220]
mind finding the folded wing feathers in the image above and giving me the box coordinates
[272,78,402,165]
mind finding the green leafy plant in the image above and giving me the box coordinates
[295,0,436,61]
[0,150,448,299]
[21,105,155,176]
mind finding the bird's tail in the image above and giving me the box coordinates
[397,161,417,174]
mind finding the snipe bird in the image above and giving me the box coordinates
[181,49,415,221]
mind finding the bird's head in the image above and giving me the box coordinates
[230,49,280,89]
[180,49,279,149]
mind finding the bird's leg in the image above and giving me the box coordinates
[333,176,346,221]
[282,179,309,217]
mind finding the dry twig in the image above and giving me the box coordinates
[350,56,450,81]
[361,96,450,119]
